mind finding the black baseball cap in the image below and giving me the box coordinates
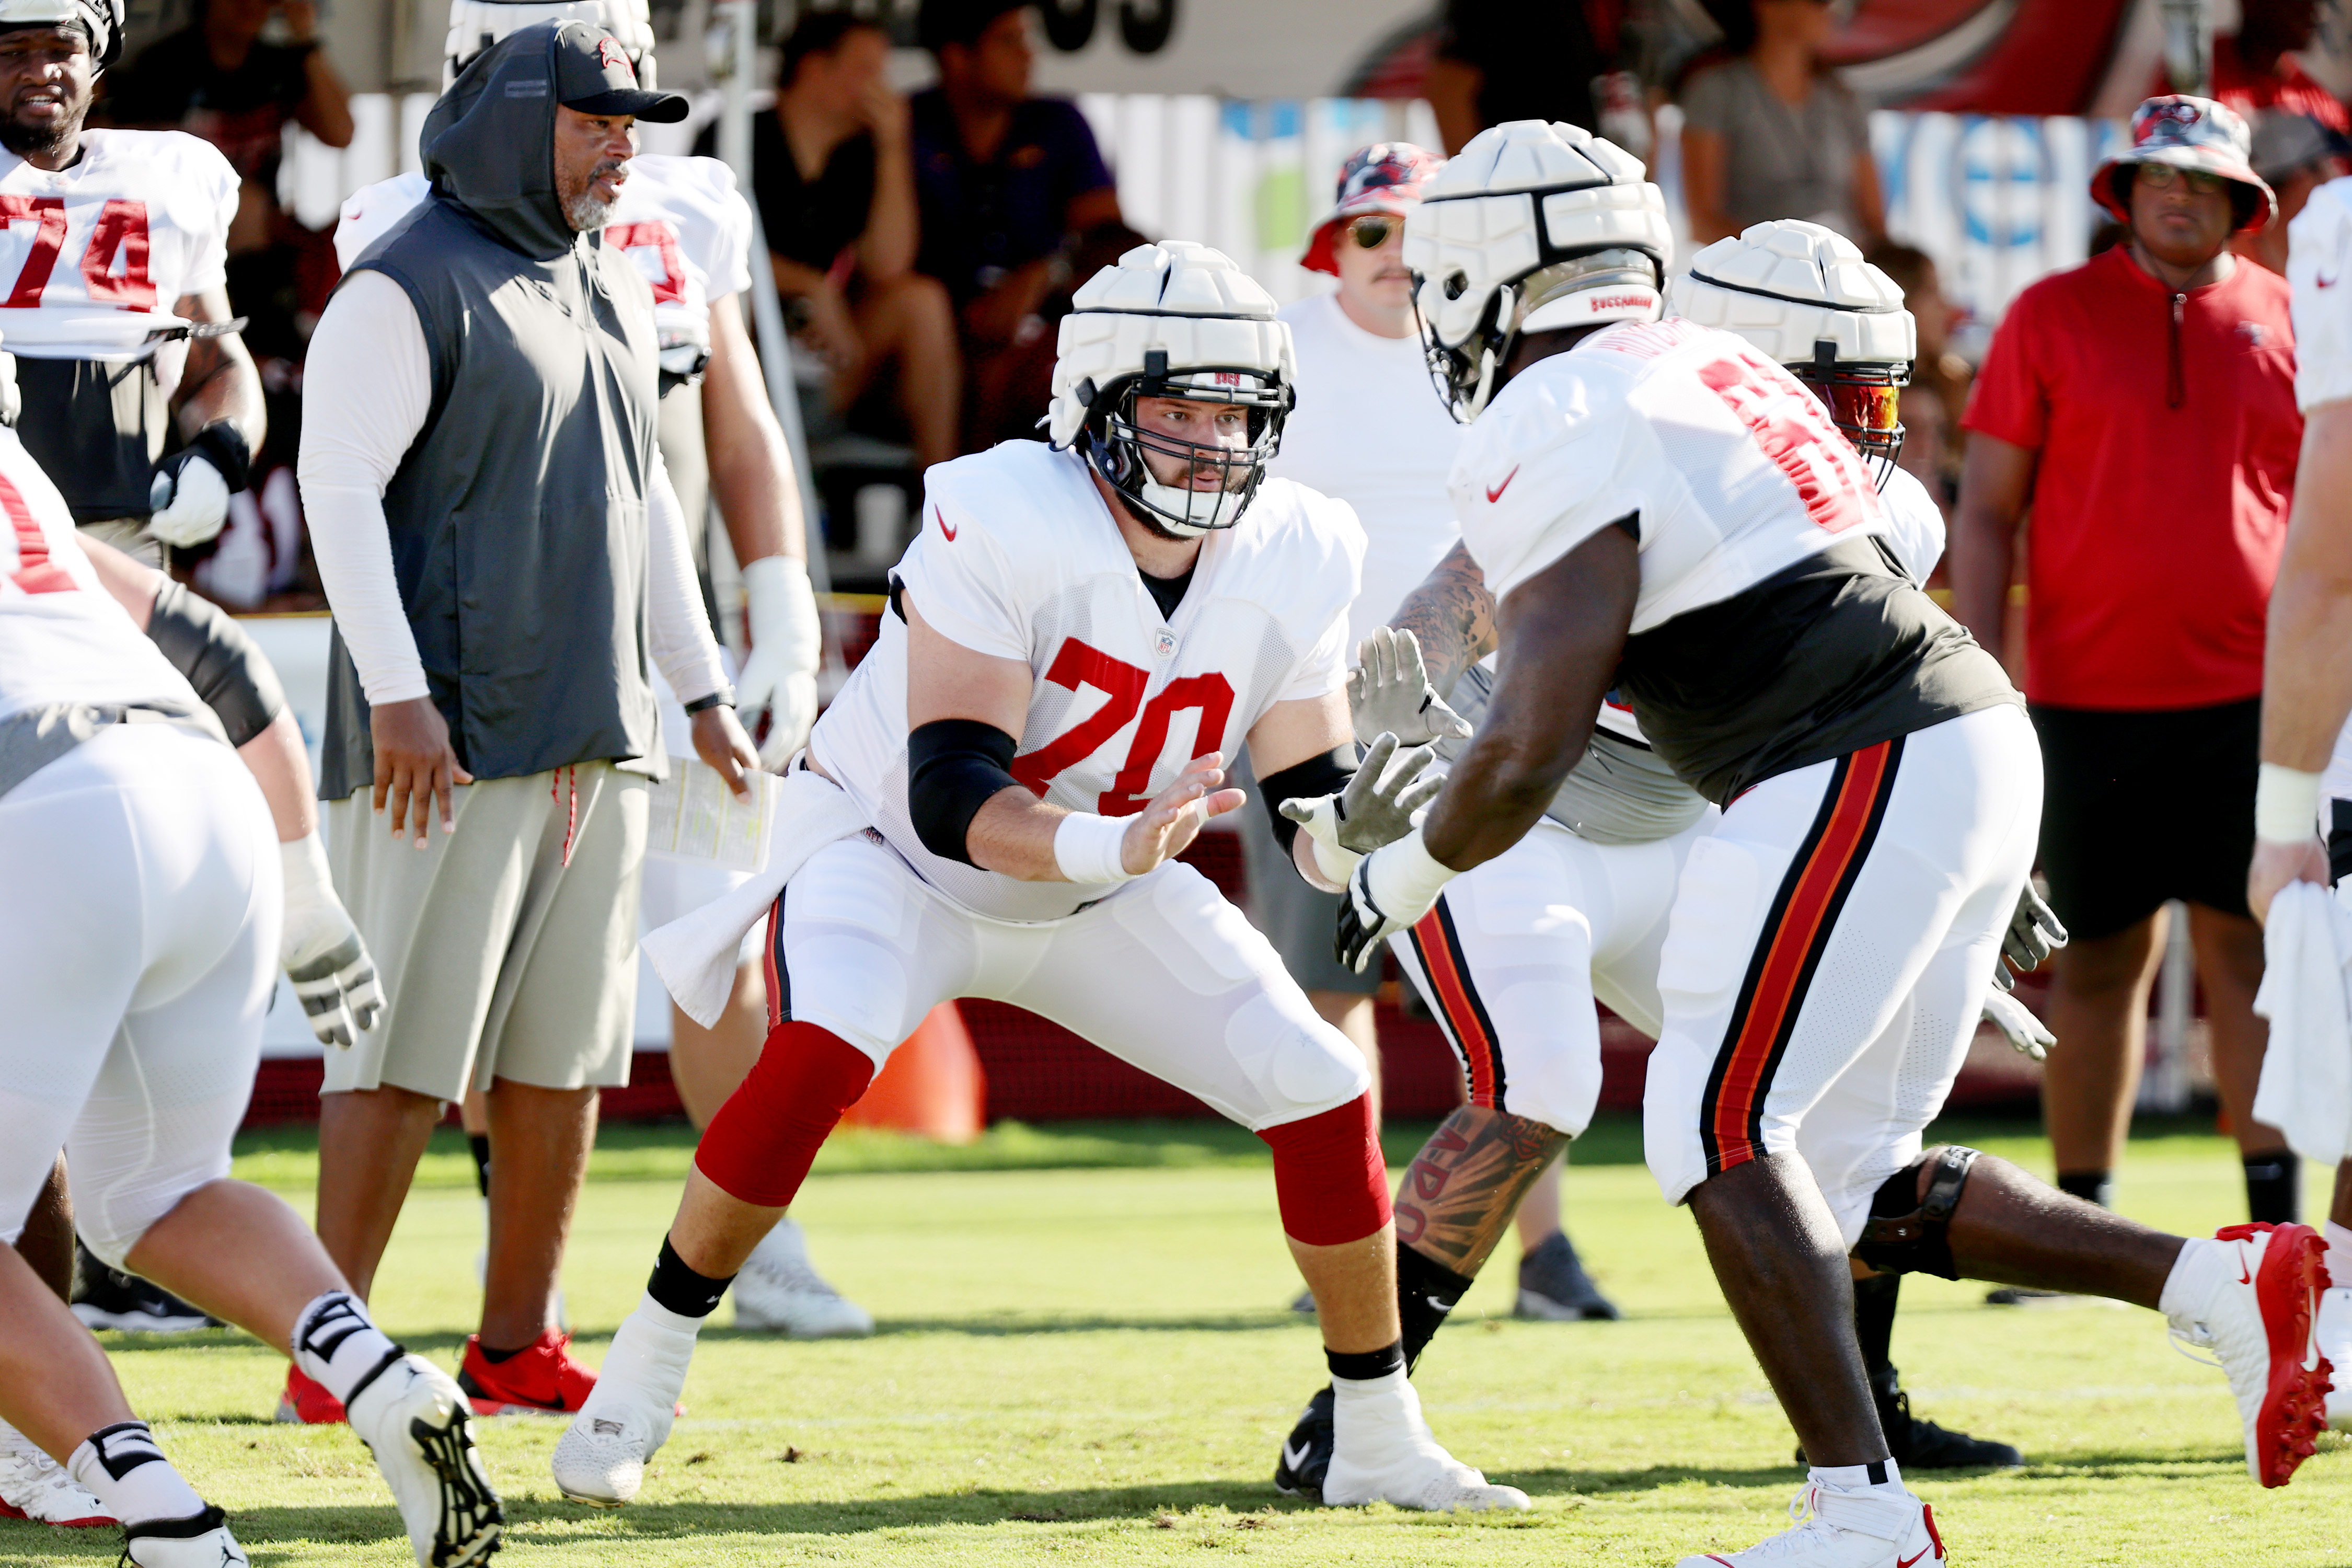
[552,20,686,122]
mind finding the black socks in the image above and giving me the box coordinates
[2243,1150,2300,1225]
[2055,1170,2112,1209]
[1326,1340,1405,1382]
[1852,1271,1900,1377]
[647,1237,734,1319]
[468,1134,491,1199]
[1397,1244,1475,1371]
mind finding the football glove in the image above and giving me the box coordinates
[734,554,822,769]
[1334,828,1460,974]
[1348,627,1472,748]
[146,423,251,550]
[280,831,384,1050]
[1981,987,2055,1062]
[2002,881,2068,978]
[1278,731,1442,885]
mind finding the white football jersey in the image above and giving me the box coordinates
[0,424,204,723]
[812,441,1363,923]
[334,154,754,355]
[0,131,237,361]
[2290,175,2352,413]
[1451,317,1892,628]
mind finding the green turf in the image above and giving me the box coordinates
[24,1114,2349,1566]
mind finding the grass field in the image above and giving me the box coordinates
[17,1113,2350,1567]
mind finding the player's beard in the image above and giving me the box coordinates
[0,102,78,162]
[562,159,626,233]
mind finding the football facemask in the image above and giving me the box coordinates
[1415,247,1663,424]
[1083,356,1291,539]
[1799,340,1908,491]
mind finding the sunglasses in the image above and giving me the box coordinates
[2136,163,2229,195]
[1347,215,1399,249]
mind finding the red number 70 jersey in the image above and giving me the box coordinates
[0,131,238,362]
[810,440,1364,924]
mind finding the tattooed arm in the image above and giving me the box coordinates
[1390,542,1498,701]
[1393,1103,1569,1277]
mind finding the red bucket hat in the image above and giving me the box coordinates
[1299,142,1443,275]
[2091,95,2277,233]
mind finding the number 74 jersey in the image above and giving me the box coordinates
[0,132,238,361]
[809,440,1365,924]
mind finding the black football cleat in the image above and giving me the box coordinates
[1272,1385,1334,1502]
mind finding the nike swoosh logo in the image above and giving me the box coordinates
[937,505,957,541]
[1897,1550,1929,1568]
[2322,273,2342,289]
[2239,1252,2254,1285]
[1282,1439,1313,1471]
[1485,466,1519,503]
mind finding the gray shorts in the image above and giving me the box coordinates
[1235,756,1379,997]
[322,762,648,1101]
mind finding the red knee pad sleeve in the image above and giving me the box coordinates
[694,1021,875,1207]
[1256,1096,1391,1247]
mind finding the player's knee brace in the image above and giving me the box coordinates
[695,1021,877,1208]
[1256,1096,1390,1247]
[1851,1145,1980,1280]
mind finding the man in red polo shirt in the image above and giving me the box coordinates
[1953,95,2301,1228]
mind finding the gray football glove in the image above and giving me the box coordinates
[1279,732,1442,885]
[2003,882,2068,977]
[1348,627,1472,748]
[1981,988,2055,1062]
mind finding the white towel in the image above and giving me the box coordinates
[2251,879,2352,1167]
[640,766,871,1028]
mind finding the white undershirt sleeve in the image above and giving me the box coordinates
[645,448,729,707]
[297,270,432,706]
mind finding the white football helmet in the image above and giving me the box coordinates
[1046,241,1296,539]
[1403,119,1673,422]
[445,0,658,86]
[1672,220,1915,488]
[0,0,123,68]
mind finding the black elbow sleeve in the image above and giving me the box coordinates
[1257,745,1357,859]
[907,718,1023,866]
[145,579,286,747]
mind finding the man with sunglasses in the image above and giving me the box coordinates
[1953,96,2302,1233]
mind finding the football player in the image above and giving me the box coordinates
[1341,121,2331,1566]
[0,351,500,1566]
[551,240,1527,1515]
[0,0,262,563]
[1270,218,2045,1504]
[325,0,849,1382]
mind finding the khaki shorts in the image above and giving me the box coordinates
[78,517,161,568]
[324,762,649,1101]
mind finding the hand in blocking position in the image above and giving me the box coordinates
[1348,627,1472,747]
[1117,751,1245,876]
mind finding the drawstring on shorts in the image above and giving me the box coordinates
[552,764,578,868]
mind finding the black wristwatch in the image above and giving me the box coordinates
[683,689,735,714]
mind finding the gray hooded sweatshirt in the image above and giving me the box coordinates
[318,21,663,798]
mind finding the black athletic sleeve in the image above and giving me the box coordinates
[145,579,287,747]
[1256,744,1356,858]
[907,717,1023,866]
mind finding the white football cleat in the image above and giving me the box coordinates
[2165,1223,2334,1488]
[120,1507,248,1567]
[1320,1373,1530,1513]
[731,1219,874,1338]
[2315,1284,2352,1432]
[552,1302,698,1507]
[1675,1482,1943,1567]
[0,1418,112,1526]
[344,1352,504,1566]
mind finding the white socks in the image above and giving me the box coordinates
[1329,1364,1425,1453]
[67,1423,206,1528]
[1808,1457,1910,1498]
[596,1293,705,1404]
[290,1292,404,1408]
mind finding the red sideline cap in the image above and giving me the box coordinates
[2091,94,2275,233]
[1300,141,1442,275]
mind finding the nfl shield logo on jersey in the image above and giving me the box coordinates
[1154,630,1177,660]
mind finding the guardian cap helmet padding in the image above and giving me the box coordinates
[1403,119,1673,422]
[445,0,657,87]
[1046,241,1296,539]
[0,0,123,70]
[1671,219,1915,489]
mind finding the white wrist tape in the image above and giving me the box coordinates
[279,830,340,961]
[1309,832,1362,889]
[741,554,821,669]
[1364,827,1457,920]
[2255,763,2324,844]
[1053,811,1136,885]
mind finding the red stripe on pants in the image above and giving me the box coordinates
[1411,907,1498,1108]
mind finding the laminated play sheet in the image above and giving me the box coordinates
[644,758,780,871]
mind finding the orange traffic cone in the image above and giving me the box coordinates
[838,1001,986,1143]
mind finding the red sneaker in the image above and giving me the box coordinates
[275,1365,347,1424]
[2166,1221,2335,1488]
[458,1329,599,1416]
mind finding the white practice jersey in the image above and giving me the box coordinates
[335,155,754,358]
[1452,316,1892,622]
[812,441,1363,924]
[2290,175,2352,413]
[0,425,204,722]
[0,131,236,361]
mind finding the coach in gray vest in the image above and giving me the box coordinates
[294,20,756,1416]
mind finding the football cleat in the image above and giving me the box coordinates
[276,1365,348,1425]
[1271,1385,1334,1502]
[2317,1285,2352,1431]
[1677,1482,1943,1567]
[345,1353,503,1567]
[458,1329,597,1416]
[70,1243,216,1335]
[1515,1231,1620,1321]
[1320,1375,1530,1513]
[2165,1223,2333,1488]
[120,1506,248,1567]
[0,1418,112,1526]
[730,1219,873,1338]
[551,1305,698,1507]
[1800,1366,2023,1470]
